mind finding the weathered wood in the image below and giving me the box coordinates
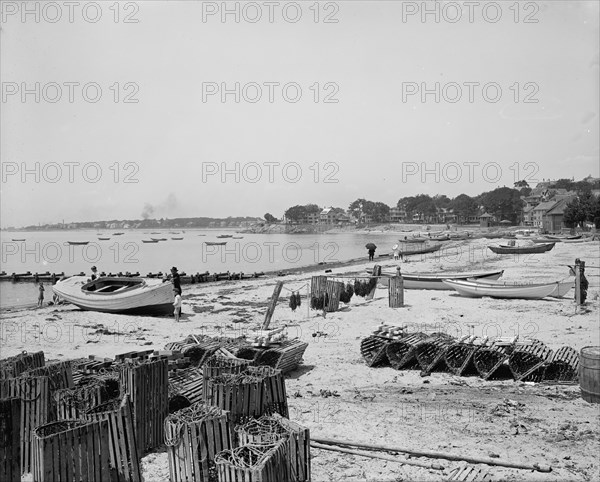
[366,265,382,300]
[262,281,284,330]
[0,398,21,482]
[215,441,290,482]
[165,403,232,482]
[388,269,404,308]
[0,351,45,380]
[324,280,344,312]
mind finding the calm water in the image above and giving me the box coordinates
[0,229,409,307]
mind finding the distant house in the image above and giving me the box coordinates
[389,206,407,223]
[479,213,493,228]
[542,198,574,232]
[532,201,558,228]
[522,205,535,226]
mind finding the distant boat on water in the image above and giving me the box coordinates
[217,235,233,238]
[151,232,161,234]
[98,237,111,241]
[67,241,90,246]
[171,237,184,240]
[11,238,25,241]
[142,239,159,243]
[151,238,167,242]
[113,232,125,236]
[204,241,227,246]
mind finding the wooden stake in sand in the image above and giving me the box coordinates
[311,436,552,472]
[262,281,284,330]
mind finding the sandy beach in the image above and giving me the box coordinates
[1,237,599,482]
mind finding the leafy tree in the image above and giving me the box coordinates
[284,205,307,223]
[433,194,452,209]
[264,213,277,224]
[514,180,530,188]
[563,197,588,228]
[371,202,391,223]
[479,187,524,223]
[403,194,436,222]
[451,194,478,224]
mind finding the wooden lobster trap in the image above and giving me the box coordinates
[415,333,456,376]
[508,339,553,382]
[255,339,309,374]
[0,398,20,482]
[84,396,141,482]
[236,414,310,482]
[543,346,580,382]
[473,337,520,380]
[214,441,290,482]
[0,351,45,380]
[360,336,392,368]
[31,419,112,482]
[164,402,232,482]
[444,337,489,376]
[168,367,204,414]
[385,333,429,370]
[118,358,168,456]
[55,374,119,421]
[0,376,50,474]
[202,355,250,395]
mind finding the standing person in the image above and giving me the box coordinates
[171,266,181,293]
[37,282,45,307]
[90,266,99,280]
[368,247,375,261]
[173,288,182,322]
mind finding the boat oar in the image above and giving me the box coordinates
[311,437,552,472]
[310,441,444,470]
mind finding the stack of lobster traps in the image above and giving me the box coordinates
[360,325,581,385]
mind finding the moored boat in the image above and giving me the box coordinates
[217,234,233,238]
[204,241,227,246]
[67,241,90,246]
[112,232,125,236]
[52,276,174,315]
[399,237,427,244]
[98,237,111,241]
[142,239,159,243]
[367,269,504,290]
[171,237,184,240]
[442,279,560,299]
[151,238,167,241]
[488,242,555,255]
[11,238,25,241]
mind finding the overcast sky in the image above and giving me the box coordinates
[1,0,598,227]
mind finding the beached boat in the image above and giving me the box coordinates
[428,235,451,241]
[488,243,555,255]
[52,276,174,315]
[483,232,515,239]
[367,269,504,290]
[204,241,227,246]
[142,239,159,243]
[398,244,442,256]
[67,241,90,246]
[545,234,581,241]
[466,278,574,298]
[399,237,427,244]
[442,279,560,299]
[232,236,244,239]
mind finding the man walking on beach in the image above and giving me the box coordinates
[171,266,181,293]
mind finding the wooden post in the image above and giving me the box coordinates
[574,259,581,306]
[389,267,404,308]
[366,265,381,300]
[262,281,284,330]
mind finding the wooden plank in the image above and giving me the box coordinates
[262,281,284,330]
[100,420,110,482]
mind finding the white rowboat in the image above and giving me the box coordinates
[52,276,174,315]
[442,279,560,299]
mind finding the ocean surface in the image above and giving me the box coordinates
[0,228,413,307]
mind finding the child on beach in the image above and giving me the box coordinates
[173,289,182,322]
[37,282,45,307]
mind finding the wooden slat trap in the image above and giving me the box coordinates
[444,338,487,376]
[202,355,250,395]
[255,339,309,374]
[164,402,232,482]
[543,346,580,382]
[415,333,456,376]
[0,351,45,380]
[0,398,21,482]
[118,358,168,456]
[473,344,516,380]
[215,440,290,482]
[85,396,141,482]
[324,280,344,312]
[0,376,50,474]
[385,333,429,370]
[169,367,204,413]
[236,414,310,482]
[508,340,553,382]
[204,367,287,424]
[32,419,112,482]
[360,336,392,368]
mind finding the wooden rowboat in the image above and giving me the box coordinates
[368,269,504,290]
[545,234,581,240]
[488,242,555,255]
[466,278,575,298]
[399,237,427,244]
[67,241,89,246]
[142,239,159,243]
[98,237,111,241]
[397,244,442,256]
[442,279,560,299]
[52,276,174,315]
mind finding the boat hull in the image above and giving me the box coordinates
[397,244,442,256]
[442,279,558,299]
[466,278,574,298]
[52,276,174,315]
[369,270,504,290]
[488,243,555,254]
